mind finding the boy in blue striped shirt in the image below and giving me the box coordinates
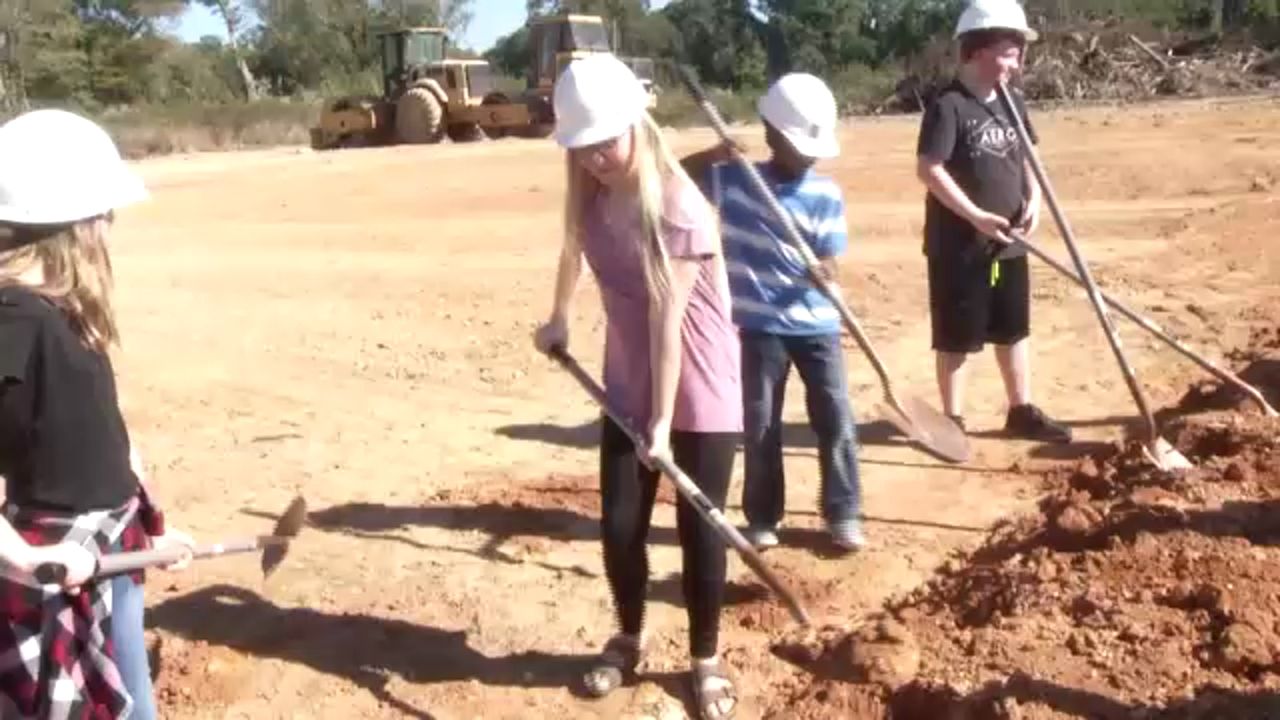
[683,73,863,552]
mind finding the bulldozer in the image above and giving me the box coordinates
[310,14,657,150]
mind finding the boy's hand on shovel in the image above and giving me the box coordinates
[714,137,746,161]
[1017,202,1041,236]
[971,210,1012,241]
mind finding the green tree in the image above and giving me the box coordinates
[1,0,88,106]
[663,0,766,88]
[758,0,876,77]
[195,0,259,99]
[484,25,530,77]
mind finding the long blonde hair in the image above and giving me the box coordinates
[0,216,119,353]
[564,112,715,303]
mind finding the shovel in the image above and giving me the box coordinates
[1002,230,1278,417]
[674,64,971,464]
[996,82,1191,470]
[34,495,307,585]
[545,346,812,627]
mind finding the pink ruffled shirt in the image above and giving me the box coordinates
[579,178,743,434]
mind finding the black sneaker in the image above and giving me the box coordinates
[1005,404,1072,444]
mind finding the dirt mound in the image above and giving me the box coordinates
[766,403,1280,718]
[150,631,256,710]
[1171,326,1280,417]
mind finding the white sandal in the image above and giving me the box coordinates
[692,660,738,720]
[582,634,642,698]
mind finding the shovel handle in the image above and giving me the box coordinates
[546,345,812,627]
[1005,231,1278,417]
[995,82,1160,445]
[674,65,896,396]
[33,546,187,585]
[32,536,288,585]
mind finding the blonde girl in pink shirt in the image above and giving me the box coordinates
[534,55,743,720]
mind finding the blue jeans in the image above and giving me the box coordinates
[740,331,861,527]
[111,573,156,720]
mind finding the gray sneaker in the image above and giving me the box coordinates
[742,525,779,550]
[828,518,866,551]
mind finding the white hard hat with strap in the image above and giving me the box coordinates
[756,72,840,160]
[0,109,148,226]
[954,0,1039,42]
[552,54,649,150]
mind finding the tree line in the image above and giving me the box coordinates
[491,0,1278,91]
[0,0,475,109]
[1,0,1275,112]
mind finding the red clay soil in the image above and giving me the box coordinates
[765,343,1280,719]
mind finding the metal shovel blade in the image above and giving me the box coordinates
[1143,436,1193,471]
[877,395,971,464]
[261,495,307,578]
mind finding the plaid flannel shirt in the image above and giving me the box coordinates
[0,489,164,720]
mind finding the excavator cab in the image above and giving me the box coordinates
[378,28,448,99]
[527,14,612,91]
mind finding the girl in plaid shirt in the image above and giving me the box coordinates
[0,109,195,719]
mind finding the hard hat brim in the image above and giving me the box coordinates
[775,126,840,160]
[554,112,641,151]
[955,26,1039,42]
[0,169,149,226]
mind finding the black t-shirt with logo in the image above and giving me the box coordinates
[0,285,139,513]
[918,79,1038,259]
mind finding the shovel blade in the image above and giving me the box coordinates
[262,495,307,577]
[261,543,289,578]
[1143,436,1194,471]
[876,395,972,464]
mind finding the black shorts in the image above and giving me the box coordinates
[927,246,1030,353]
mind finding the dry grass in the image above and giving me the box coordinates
[97,100,320,159]
[64,65,902,159]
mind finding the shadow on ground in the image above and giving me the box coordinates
[148,585,596,719]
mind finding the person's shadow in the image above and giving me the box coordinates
[147,585,596,719]
[495,416,906,452]
[301,499,679,564]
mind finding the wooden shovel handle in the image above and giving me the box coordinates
[32,537,285,585]
[33,545,189,585]
[547,346,812,626]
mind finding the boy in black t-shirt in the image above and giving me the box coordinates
[916,0,1071,443]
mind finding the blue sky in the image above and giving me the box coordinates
[174,1,671,53]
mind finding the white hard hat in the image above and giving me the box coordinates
[553,54,649,150]
[757,73,839,160]
[954,0,1039,42]
[0,109,148,226]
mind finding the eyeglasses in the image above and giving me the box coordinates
[570,135,622,163]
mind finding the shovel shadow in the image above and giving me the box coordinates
[495,418,602,450]
[147,585,594,719]
[296,501,680,554]
[494,417,908,454]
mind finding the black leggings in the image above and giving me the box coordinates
[599,417,737,658]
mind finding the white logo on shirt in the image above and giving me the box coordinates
[967,118,1019,159]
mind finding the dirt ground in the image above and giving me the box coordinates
[103,94,1280,719]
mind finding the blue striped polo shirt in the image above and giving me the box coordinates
[708,161,848,335]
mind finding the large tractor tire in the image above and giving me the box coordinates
[515,95,555,139]
[446,123,484,143]
[479,93,510,140]
[395,87,445,145]
[313,96,376,150]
